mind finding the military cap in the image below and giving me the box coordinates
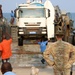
[55,31,64,36]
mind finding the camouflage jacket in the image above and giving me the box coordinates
[43,40,75,70]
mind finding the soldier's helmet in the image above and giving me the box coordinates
[55,31,64,36]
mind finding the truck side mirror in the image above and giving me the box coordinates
[16,9,23,18]
[48,9,50,17]
[46,9,50,18]
[15,9,19,18]
[19,9,23,13]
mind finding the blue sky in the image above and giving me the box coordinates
[0,0,75,13]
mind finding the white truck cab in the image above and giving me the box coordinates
[15,0,55,44]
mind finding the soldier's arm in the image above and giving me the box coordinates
[69,46,75,65]
[43,45,54,66]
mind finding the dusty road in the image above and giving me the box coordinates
[0,67,54,75]
[0,66,75,75]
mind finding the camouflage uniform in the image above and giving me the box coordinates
[43,40,75,75]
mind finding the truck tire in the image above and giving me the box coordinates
[18,37,23,46]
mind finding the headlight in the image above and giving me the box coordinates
[19,32,24,34]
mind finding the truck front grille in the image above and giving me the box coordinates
[24,22,41,26]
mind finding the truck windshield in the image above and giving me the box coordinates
[19,8,45,18]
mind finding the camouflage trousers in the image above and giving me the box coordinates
[53,67,71,75]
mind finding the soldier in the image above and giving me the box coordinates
[43,32,75,75]
[0,5,3,18]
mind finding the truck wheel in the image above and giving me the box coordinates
[18,37,23,46]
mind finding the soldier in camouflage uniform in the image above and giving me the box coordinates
[43,32,75,75]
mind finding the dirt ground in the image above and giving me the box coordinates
[0,67,54,75]
[0,67,75,75]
